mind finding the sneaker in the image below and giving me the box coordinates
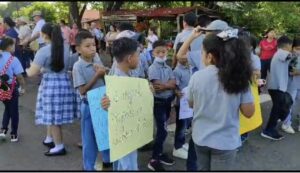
[173,148,188,159]
[0,129,7,139]
[261,131,284,141]
[281,124,295,134]
[148,160,165,171]
[10,134,18,142]
[159,153,175,166]
[182,143,189,151]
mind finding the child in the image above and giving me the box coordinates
[281,38,300,133]
[172,43,191,160]
[261,36,293,140]
[0,37,25,142]
[241,33,262,143]
[72,30,110,170]
[147,40,176,171]
[26,23,79,155]
[101,37,141,170]
[187,31,255,170]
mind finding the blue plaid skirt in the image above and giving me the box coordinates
[35,73,80,125]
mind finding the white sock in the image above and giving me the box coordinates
[44,136,53,143]
[50,144,64,153]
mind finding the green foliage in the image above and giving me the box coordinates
[220,2,300,39]
[12,2,69,24]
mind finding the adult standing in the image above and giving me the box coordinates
[90,22,103,53]
[258,28,277,80]
[26,11,46,50]
[105,24,118,61]
[17,16,34,76]
[146,27,158,62]
[69,23,79,53]
[60,20,71,45]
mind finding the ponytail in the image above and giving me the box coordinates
[203,34,253,94]
[41,23,64,72]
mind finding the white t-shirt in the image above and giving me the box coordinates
[31,19,46,44]
[147,34,158,51]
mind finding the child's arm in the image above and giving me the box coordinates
[77,65,106,96]
[16,74,26,94]
[239,87,255,118]
[152,79,176,92]
[101,95,110,111]
[177,26,203,60]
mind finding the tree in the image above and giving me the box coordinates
[69,2,87,29]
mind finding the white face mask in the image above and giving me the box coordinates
[154,57,167,63]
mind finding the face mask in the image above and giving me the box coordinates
[154,57,167,63]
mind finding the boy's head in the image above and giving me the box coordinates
[152,40,168,59]
[197,14,212,28]
[112,37,140,69]
[183,12,197,28]
[293,37,300,55]
[75,31,96,59]
[277,35,293,52]
[0,37,15,52]
[118,22,135,32]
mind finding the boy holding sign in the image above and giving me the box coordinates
[72,31,110,171]
[101,37,141,170]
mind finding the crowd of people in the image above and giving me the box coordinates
[0,10,299,171]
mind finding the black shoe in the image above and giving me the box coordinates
[261,130,284,141]
[103,162,113,169]
[43,141,55,148]
[159,153,175,166]
[44,148,67,156]
[10,134,18,142]
[148,160,165,171]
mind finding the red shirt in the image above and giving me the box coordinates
[259,39,277,60]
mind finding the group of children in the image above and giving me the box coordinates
[0,12,299,171]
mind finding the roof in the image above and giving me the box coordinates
[103,7,220,18]
[82,10,101,23]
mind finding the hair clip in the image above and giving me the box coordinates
[217,29,239,41]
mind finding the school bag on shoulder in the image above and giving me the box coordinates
[0,55,17,101]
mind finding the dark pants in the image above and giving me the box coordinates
[265,89,293,133]
[260,59,271,80]
[186,138,198,171]
[1,88,19,135]
[174,105,187,149]
[19,47,34,75]
[71,45,76,53]
[152,96,174,160]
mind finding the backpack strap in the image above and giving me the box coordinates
[1,55,14,75]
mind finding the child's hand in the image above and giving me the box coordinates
[94,64,106,78]
[149,84,155,94]
[190,26,204,39]
[153,83,165,92]
[101,95,110,111]
[175,90,183,98]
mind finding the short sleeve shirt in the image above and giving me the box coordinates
[33,43,71,73]
[251,53,261,71]
[31,19,46,44]
[259,39,277,60]
[187,65,253,150]
[173,64,191,91]
[148,61,175,98]
[72,55,105,93]
[0,51,24,84]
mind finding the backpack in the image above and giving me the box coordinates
[0,55,17,101]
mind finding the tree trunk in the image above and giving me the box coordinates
[69,2,87,29]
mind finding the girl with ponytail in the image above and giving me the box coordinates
[187,28,255,170]
[26,23,80,156]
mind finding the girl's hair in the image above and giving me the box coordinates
[0,37,14,50]
[149,27,157,35]
[41,23,64,72]
[293,37,300,47]
[264,28,274,38]
[3,17,16,28]
[202,34,253,94]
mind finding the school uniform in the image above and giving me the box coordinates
[187,65,253,170]
[148,60,175,160]
[187,50,204,74]
[72,55,109,171]
[0,51,24,136]
[109,66,138,171]
[283,54,300,126]
[173,64,191,150]
[264,49,293,134]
